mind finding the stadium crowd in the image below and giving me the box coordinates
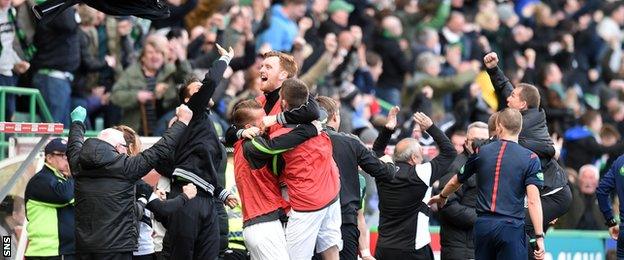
[3,0,624,259]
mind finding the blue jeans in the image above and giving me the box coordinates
[0,74,17,121]
[33,73,71,126]
[375,87,401,107]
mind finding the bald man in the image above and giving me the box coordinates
[374,112,456,260]
[67,105,192,260]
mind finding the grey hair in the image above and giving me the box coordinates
[416,52,439,72]
[467,121,488,132]
[579,164,599,179]
[416,28,438,45]
[98,128,125,147]
[393,138,421,162]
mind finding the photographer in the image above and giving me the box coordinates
[437,122,489,260]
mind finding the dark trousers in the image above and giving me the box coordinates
[375,245,433,260]
[26,255,75,260]
[0,74,17,121]
[76,252,132,260]
[474,215,526,260]
[162,185,220,260]
[132,254,155,260]
[340,223,360,260]
[525,185,572,259]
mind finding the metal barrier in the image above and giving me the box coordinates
[0,86,54,159]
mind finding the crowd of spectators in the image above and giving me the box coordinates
[4,0,624,232]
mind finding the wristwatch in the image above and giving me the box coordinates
[606,218,618,227]
[534,233,544,239]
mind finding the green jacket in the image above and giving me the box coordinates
[110,60,191,131]
[403,70,477,117]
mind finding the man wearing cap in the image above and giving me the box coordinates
[319,0,354,37]
[24,138,75,259]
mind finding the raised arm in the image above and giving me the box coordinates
[124,106,191,181]
[187,46,232,113]
[67,107,87,175]
[484,52,513,110]
[372,106,399,157]
[419,114,457,182]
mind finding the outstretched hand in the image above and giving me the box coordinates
[71,106,87,123]
[385,106,400,130]
[413,112,433,130]
[216,43,234,59]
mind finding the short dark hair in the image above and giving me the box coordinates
[517,83,540,108]
[581,110,601,127]
[496,108,523,135]
[284,0,306,5]
[178,76,201,104]
[600,124,621,140]
[316,96,339,121]
[231,99,263,128]
[280,78,309,108]
[263,51,298,78]
[488,112,499,136]
[366,51,382,67]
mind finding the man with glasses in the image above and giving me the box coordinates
[24,138,75,259]
[67,104,192,260]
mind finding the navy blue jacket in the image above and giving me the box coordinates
[458,139,543,219]
[597,155,624,223]
[25,164,75,256]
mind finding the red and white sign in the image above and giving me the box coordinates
[0,122,64,134]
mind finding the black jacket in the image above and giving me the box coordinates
[73,29,109,98]
[34,0,169,25]
[376,124,456,250]
[487,66,568,192]
[374,35,412,90]
[68,120,187,253]
[438,153,477,260]
[31,7,79,73]
[326,126,396,225]
[163,57,230,200]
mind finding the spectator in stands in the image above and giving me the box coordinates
[24,138,74,259]
[68,104,191,260]
[559,165,604,230]
[405,50,478,119]
[0,0,30,122]
[536,62,576,135]
[318,0,353,37]
[257,0,306,52]
[563,110,624,172]
[110,37,191,135]
[600,124,622,176]
[73,5,116,128]
[31,5,79,126]
[374,15,412,106]
[150,0,198,32]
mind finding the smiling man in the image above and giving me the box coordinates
[225,51,319,144]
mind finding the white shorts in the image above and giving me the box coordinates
[286,199,343,260]
[243,219,289,260]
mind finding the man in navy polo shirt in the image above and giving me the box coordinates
[597,153,624,258]
[430,108,546,260]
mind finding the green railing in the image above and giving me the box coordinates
[0,86,54,159]
[0,86,100,160]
